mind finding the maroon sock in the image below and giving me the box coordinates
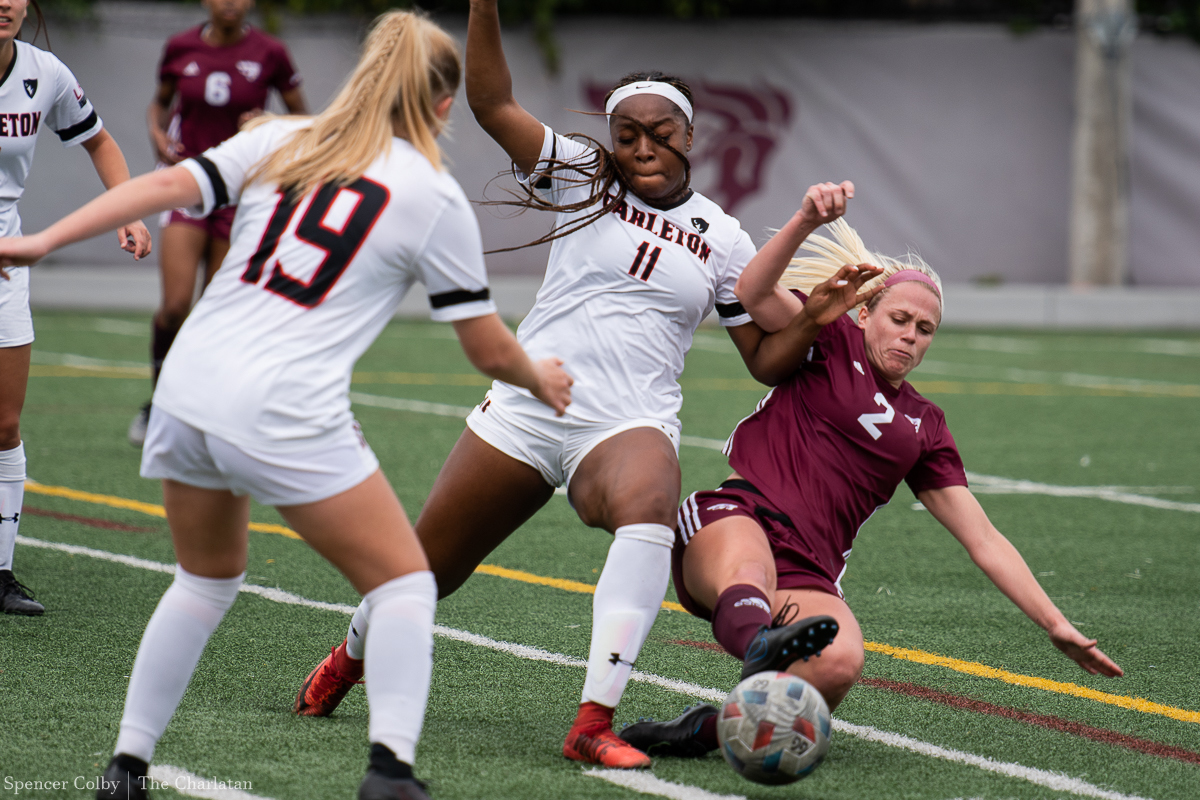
[711,584,772,660]
[151,318,180,388]
[698,713,719,751]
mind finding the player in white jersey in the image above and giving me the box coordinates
[0,2,152,616]
[292,0,854,770]
[0,11,571,800]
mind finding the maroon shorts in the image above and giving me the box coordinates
[164,206,237,241]
[672,479,841,621]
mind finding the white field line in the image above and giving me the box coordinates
[150,765,272,800]
[31,350,149,371]
[914,359,1195,395]
[18,535,1154,800]
[585,769,746,800]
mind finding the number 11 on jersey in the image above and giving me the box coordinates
[628,241,661,282]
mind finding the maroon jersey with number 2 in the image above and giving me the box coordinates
[158,26,300,160]
[722,293,967,593]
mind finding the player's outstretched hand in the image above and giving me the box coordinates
[1049,621,1124,677]
[119,220,153,260]
[532,357,573,416]
[798,181,855,229]
[800,264,884,327]
[0,233,51,277]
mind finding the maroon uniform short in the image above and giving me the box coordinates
[672,479,842,622]
[164,206,237,241]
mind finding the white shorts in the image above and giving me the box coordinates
[465,386,681,489]
[0,267,34,348]
[140,408,380,507]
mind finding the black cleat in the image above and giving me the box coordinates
[358,770,431,800]
[97,754,149,800]
[740,615,839,680]
[0,570,44,616]
[618,703,718,758]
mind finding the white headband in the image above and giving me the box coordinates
[604,82,694,123]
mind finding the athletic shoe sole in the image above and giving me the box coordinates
[741,615,839,680]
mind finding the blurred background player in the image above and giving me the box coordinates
[0,0,151,616]
[0,9,571,799]
[291,0,842,771]
[619,187,1123,759]
[129,0,306,447]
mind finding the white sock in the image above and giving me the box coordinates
[364,571,436,765]
[114,567,243,762]
[346,599,369,660]
[580,523,674,708]
[0,442,26,572]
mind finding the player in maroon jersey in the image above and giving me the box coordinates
[129,0,306,446]
[619,183,1123,757]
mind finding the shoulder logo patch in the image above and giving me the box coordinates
[853,360,865,375]
[183,61,200,77]
[72,84,86,108]
[236,60,262,82]
[691,217,709,233]
[905,414,923,433]
[22,79,36,98]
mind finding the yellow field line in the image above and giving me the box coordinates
[24,478,1198,726]
[863,641,1200,724]
[24,480,301,540]
[474,563,687,613]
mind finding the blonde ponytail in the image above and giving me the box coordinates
[780,218,942,308]
[247,9,460,196]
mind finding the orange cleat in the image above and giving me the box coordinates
[563,728,652,769]
[294,639,363,717]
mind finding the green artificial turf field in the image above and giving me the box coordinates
[2,312,1198,800]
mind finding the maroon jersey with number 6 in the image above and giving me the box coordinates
[159,26,300,160]
[724,294,967,590]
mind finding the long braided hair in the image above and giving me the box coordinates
[483,71,694,254]
[246,10,460,198]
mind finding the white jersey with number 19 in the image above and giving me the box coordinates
[154,118,497,453]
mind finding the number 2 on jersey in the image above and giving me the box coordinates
[857,392,895,440]
[242,178,389,308]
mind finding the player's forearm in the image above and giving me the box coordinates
[735,211,817,331]
[84,133,133,190]
[453,313,538,390]
[466,0,516,126]
[39,167,199,254]
[966,530,1068,632]
[742,311,823,385]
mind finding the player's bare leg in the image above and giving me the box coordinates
[280,471,436,795]
[0,343,39,615]
[294,429,554,717]
[560,428,681,768]
[415,428,555,597]
[773,588,864,711]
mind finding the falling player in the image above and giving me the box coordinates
[292,0,845,770]
[618,185,1124,758]
[0,10,572,799]
[0,0,151,616]
[129,0,306,447]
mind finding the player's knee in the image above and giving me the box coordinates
[158,304,190,330]
[0,414,20,451]
[813,646,864,699]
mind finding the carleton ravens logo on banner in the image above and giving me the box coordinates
[22,79,36,98]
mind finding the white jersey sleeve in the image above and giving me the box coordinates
[418,186,497,322]
[45,57,102,146]
[714,229,756,327]
[517,124,598,207]
[179,120,297,216]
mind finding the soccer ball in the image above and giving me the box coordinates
[716,671,831,785]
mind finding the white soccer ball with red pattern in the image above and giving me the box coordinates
[716,671,831,785]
